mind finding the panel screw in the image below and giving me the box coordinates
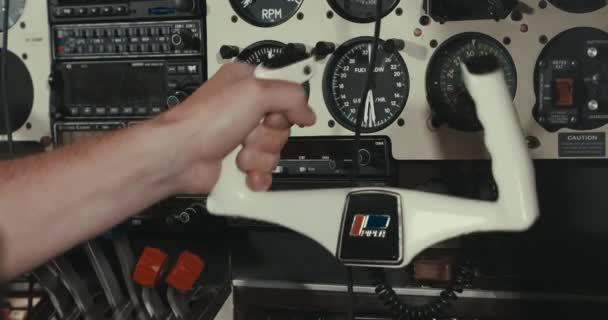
[587,47,598,58]
[588,100,599,111]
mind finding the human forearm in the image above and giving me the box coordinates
[0,119,182,280]
[0,63,315,280]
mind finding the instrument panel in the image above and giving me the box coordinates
[207,0,608,160]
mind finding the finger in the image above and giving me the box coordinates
[191,78,315,156]
[194,63,255,97]
[263,113,292,130]
[244,125,290,154]
[240,79,316,127]
[237,147,280,173]
[246,171,273,192]
[213,63,255,83]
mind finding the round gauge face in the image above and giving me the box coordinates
[426,33,517,131]
[328,0,400,23]
[237,40,286,64]
[0,0,26,32]
[238,40,310,98]
[323,37,410,133]
[230,0,304,27]
[548,0,606,13]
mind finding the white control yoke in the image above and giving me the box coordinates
[207,57,539,268]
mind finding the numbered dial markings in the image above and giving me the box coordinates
[230,0,304,27]
[426,33,517,131]
[323,37,410,132]
[238,40,311,97]
[328,0,400,23]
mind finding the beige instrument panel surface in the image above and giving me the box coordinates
[206,0,608,160]
[0,0,52,143]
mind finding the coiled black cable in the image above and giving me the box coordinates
[370,261,474,320]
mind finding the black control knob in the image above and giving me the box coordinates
[384,39,406,53]
[167,91,189,108]
[312,41,336,58]
[358,149,372,167]
[220,45,240,59]
[174,0,196,13]
[171,29,198,50]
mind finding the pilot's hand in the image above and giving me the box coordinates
[156,63,316,194]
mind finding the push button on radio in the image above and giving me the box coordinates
[136,107,148,115]
[122,107,134,116]
[115,6,128,15]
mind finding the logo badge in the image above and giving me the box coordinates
[349,214,391,238]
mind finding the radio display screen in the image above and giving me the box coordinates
[61,62,167,108]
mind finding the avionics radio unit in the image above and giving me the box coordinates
[49,0,202,23]
[53,20,203,60]
[51,59,203,120]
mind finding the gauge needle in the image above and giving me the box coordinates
[363,90,377,127]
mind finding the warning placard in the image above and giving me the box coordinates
[558,133,606,158]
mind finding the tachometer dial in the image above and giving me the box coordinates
[230,0,304,27]
[426,33,517,131]
[323,37,410,133]
[328,0,400,23]
[238,40,310,98]
[0,0,26,32]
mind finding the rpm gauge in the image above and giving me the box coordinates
[230,0,304,27]
[238,40,310,98]
[0,0,26,32]
[323,37,410,133]
[328,0,400,23]
[426,33,517,131]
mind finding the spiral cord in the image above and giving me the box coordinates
[370,261,474,320]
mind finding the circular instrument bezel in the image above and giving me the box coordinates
[229,0,304,28]
[323,36,410,133]
[327,0,400,23]
[548,0,607,13]
[238,40,311,98]
[0,0,26,32]
[237,40,287,63]
[426,32,518,131]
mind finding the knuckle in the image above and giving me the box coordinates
[236,148,254,171]
[293,86,307,104]
[243,79,268,98]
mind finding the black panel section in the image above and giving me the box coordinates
[0,142,44,159]
[52,59,203,120]
[276,137,393,179]
[234,286,608,320]
[338,191,402,266]
[0,51,33,134]
[423,0,518,22]
[533,27,608,131]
